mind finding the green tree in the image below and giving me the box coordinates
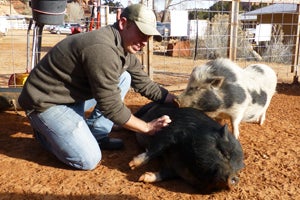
[188,9,207,20]
[102,0,122,13]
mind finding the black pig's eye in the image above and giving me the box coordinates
[190,87,200,91]
[224,152,230,160]
[218,147,231,160]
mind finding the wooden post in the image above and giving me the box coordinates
[116,8,121,21]
[292,5,300,70]
[142,2,154,79]
[292,4,300,83]
[228,0,239,61]
[147,37,153,80]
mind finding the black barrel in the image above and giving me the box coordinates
[31,0,67,25]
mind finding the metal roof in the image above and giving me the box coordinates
[244,3,297,15]
[239,14,257,21]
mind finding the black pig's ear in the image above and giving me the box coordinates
[220,124,229,141]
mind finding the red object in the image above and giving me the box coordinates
[96,9,100,29]
[89,2,96,31]
[71,27,82,34]
[96,0,101,29]
[89,18,94,31]
[8,73,29,87]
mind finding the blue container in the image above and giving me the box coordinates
[31,0,67,25]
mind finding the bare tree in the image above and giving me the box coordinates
[66,2,85,23]
[158,0,192,22]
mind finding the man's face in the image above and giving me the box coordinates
[119,18,150,54]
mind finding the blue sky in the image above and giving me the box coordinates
[119,0,217,11]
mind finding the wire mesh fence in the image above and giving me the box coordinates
[1,0,299,89]
[148,0,300,87]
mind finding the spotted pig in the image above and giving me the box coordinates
[175,58,277,138]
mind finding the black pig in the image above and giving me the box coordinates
[129,102,244,193]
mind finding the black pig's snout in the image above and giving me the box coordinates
[228,175,239,186]
[173,97,180,107]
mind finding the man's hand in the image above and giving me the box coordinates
[146,115,171,135]
[122,114,171,136]
[164,93,177,104]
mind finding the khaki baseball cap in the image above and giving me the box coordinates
[121,4,161,36]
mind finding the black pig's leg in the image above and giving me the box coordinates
[138,168,178,183]
[129,152,149,169]
[130,128,178,170]
[138,171,162,182]
[129,143,169,170]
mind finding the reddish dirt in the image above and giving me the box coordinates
[0,83,299,199]
[0,3,299,199]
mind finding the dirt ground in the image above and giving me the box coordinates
[0,4,300,200]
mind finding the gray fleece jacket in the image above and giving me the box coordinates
[18,24,168,125]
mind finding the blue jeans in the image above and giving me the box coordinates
[27,72,131,170]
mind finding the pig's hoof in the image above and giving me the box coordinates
[129,160,137,170]
[138,172,161,183]
[129,152,147,170]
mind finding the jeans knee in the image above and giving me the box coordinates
[119,71,131,100]
[84,152,102,170]
[120,71,131,88]
[72,151,102,170]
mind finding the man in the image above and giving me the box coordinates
[18,4,175,170]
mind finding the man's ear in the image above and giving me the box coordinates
[118,17,128,31]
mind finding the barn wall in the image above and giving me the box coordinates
[257,13,298,43]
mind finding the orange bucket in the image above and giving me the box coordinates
[8,73,29,88]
